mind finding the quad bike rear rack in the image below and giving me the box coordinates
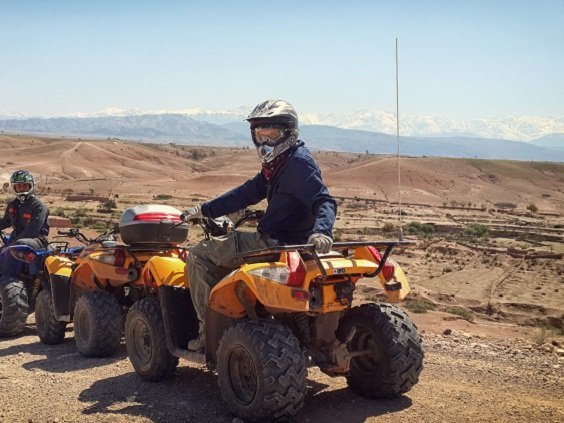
[235,240,414,281]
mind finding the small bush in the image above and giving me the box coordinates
[153,194,173,200]
[74,208,88,217]
[463,223,490,239]
[52,207,66,217]
[102,199,117,209]
[405,298,437,314]
[407,221,435,236]
[494,202,516,209]
[444,306,475,322]
[91,221,108,230]
[526,203,538,213]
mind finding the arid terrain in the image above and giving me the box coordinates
[0,134,563,422]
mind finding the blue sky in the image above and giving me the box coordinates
[1,0,563,119]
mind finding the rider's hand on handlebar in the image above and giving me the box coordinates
[180,205,203,222]
[308,233,333,254]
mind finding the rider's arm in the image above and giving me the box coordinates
[13,202,48,241]
[0,206,11,231]
[202,172,267,219]
[284,155,337,237]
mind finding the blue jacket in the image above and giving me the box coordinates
[202,141,337,244]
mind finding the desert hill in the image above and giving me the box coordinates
[1,134,562,213]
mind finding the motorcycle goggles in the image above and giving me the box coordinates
[252,126,288,146]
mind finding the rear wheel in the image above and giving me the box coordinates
[125,298,178,381]
[35,290,67,344]
[73,291,121,357]
[217,320,307,423]
[0,279,29,337]
[337,303,423,398]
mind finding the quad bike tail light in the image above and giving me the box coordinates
[9,249,37,263]
[247,252,306,287]
[133,212,181,222]
[95,248,127,267]
[367,246,395,281]
[286,251,307,287]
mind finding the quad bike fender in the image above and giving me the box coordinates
[44,256,73,319]
[143,256,187,289]
[353,248,410,302]
[44,255,73,278]
[208,263,309,318]
[382,259,410,302]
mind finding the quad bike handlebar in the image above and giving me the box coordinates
[176,208,265,240]
[56,228,118,245]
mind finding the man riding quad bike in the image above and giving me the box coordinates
[123,100,423,422]
[182,99,337,351]
[0,170,49,336]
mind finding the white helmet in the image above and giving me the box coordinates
[246,99,299,163]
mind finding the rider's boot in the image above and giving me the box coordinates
[187,322,205,352]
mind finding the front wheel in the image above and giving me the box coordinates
[337,303,423,398]
[217,320,307,423]
[35,290,67,344]
[73,291,122,357]
[0,278,29,337]
[125,298,179,381]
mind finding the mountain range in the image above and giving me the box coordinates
[0,111,563,162]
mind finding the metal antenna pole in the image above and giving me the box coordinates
[396,38,404,241]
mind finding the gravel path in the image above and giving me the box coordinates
[1,319,562,423]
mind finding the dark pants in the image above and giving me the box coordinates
[0,237,47,280]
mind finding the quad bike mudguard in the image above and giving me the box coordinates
[142,256,187,289]
[142,255,202,361]
[44,255,73,319]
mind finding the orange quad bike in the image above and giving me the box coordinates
[37,205,189,357]
[124,210,423,423]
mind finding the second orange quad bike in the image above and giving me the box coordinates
[38,205,189,357]
[124,211,424,422]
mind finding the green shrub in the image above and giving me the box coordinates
[102,199,117,209]
[74,208,88,217]
[153,194,173,200]
[52,207,66,217]
[405,298,437,313]
[463,223,490,239]
[91,221,108,230]
[407,221,435,236]
[444,306,475,322]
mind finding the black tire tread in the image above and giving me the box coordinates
[35,290,67,344]
[338,302,423,398]
[217,319,307,423]
[125,298,179,381]
[0,279,29,337]
[73,291,122,357]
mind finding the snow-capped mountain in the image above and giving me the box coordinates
[3,107,561,141]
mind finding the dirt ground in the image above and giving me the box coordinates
[0,312,562,423]
[1,135,563,422]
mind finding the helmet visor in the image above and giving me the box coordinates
[253,127,286,146]
[13,183,32,193]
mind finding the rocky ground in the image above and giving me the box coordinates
[1,315,562,423]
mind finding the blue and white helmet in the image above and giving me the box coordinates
[246,99,299,163]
